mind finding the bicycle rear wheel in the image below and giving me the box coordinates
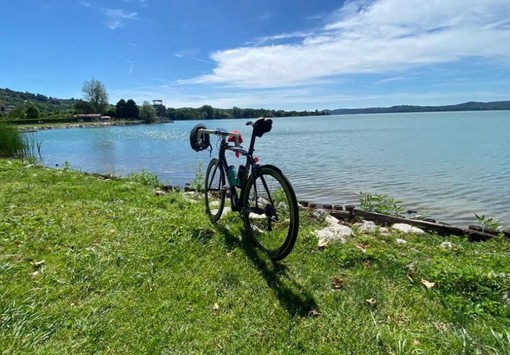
[204,158,226,223]
[242,165,299,261]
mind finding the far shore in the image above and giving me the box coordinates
[16,119,155,132]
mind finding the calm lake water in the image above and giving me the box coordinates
[35,111,510,227]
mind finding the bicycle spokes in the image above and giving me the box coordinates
[242,166,298,260]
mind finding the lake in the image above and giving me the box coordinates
[34,111,510,227]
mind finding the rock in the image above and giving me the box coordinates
[324,214,340,226]
[316,225,353,246]
[392,223,425,235]
[379,227,391,236]
[155,190,166,196]
[440,241,453,249]
[354,220,378,233]
[396,238,407,244]
[312,209,328,220]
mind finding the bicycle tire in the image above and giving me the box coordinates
[204,158,226,223]
[242,165,299,261]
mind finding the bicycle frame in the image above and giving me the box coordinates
[199,127,264,213]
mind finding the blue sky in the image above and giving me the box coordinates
[1,0,509,110]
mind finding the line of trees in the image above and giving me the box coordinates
[2,79,329,122]
[75,78,328,122]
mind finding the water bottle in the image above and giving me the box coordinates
[227,165,239,186]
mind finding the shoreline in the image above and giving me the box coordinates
[176,184,508,239]
[16,120,147,132]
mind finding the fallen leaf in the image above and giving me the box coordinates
[31,260,45,277]
[366,298,377,305]
[331,277,344,290]
[433,321,448,331]
[356,244,367,253]
[32,260,45,269]
[421,279,435,289]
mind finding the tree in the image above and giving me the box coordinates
[139,101,156,123]
[125,99,139,119]
[74,100,95,114]
[200,105,214,119]
[26,105,40,119]
[8,106,25,119]
[232,106,242,118]
[82,78,109,113]
[106,108,116,118]
[115,99,127,118]
[166,107,177,120]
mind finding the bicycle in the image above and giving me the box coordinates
[190,118,299,261]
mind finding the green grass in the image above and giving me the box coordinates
[1,158,509,354]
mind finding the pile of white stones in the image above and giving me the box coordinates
[314,209,425,247]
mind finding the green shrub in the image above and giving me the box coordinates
[0,121,26,157]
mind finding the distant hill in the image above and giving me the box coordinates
[3,86,510,119]
[0,88,79,118]
[326,101,510,115]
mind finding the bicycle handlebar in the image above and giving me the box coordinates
[198,117,272,152]
[198,128,242,146]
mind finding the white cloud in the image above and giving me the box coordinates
[123,0,148,8]
[103,9,138,30]
[125,60,135,76]
[81,2,138,30]
[186,0,510,88]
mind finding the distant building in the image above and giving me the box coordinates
[152,100,166,118]
[74,114,111,121]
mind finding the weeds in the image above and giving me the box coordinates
[126,169,161,188]
[23,131,43,159]
[358,191,404,216]
[0,122,43,160]
[191,161,204,192]
[0,122,26,157]
[474,213,502,232]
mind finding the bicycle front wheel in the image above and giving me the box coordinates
[242,165,299,261]
[204,158,226,223]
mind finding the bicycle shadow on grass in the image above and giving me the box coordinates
[214,223,319,318]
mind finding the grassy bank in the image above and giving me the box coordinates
[1,159,509,353]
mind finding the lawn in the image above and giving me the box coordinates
[1,159,509,354]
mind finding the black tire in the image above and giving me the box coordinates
[242,165,299,261]
[204,158,226,223]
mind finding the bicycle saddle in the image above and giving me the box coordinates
[249,117,273,137]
